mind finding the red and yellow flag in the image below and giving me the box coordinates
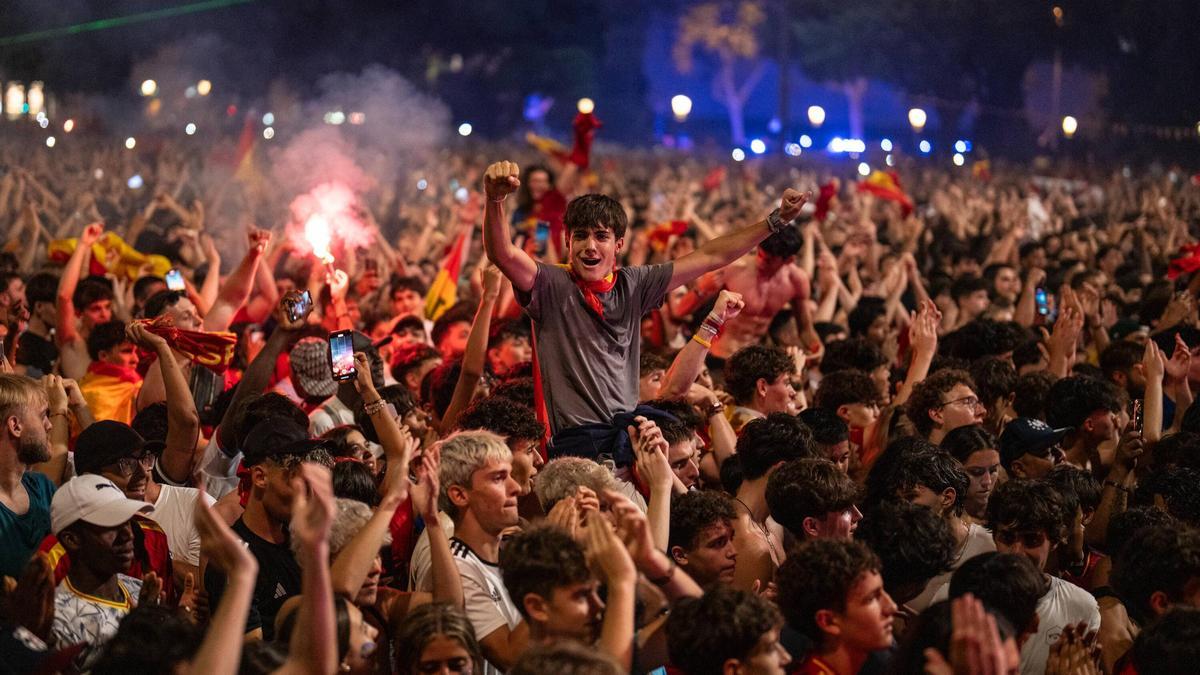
[857,170,914,216]
[136,316,238,373]
[424,230,471,321]
[48,231,172,281]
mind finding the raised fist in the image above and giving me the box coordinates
[713,290,745,322]
[779,189,811,223]
[247,227,271,255]
[80,222,104,247]
[484,161,521,201]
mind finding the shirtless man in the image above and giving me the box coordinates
[701,223,821,368]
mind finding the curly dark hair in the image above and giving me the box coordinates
[969,357,1017,407]
[1134,466,1200,527]
[821,337,889,375]
[456,396,545,443]
[89,605,201,674]
[814,368,883,411]
[766,458,859,538]
[420,359,463,418]
[1131,607,1200,675]
[880,449,970,514]
[856,500,957,603]
[1111,525,1200,625]
[759,223,803,259]
[777,539,881,642]
[906,369,976,438]
[1043,464,1102,515]
[500,526,591,621]
[85,319,129,361]
[131,402,169,444]
[735,413,817,480]
[564,193,628,239]
[939,424,996,464]
[644,398,704,433]
[864,436,940,512]
[942,320,1027,363]
[1100,340,1145,381]
[1044,376,1122,431]
[1106,506,1178,557]
[1149,432,1200,471]
[948,552,1047,635]
[488,316,531,350]
[798,407,850,447]
[667,587,782,675]
[491,377,536,409]
[1013,371,1056,420]
[391,343,441,385]
[724,345,795,405]
[847,298,886,338]
[640,351,670,377]
[510,642,622,675]
[669,490,737,552]
[986,478,1067,546]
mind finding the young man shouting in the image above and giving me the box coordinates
[482,160,807,454]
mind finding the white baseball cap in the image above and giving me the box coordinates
[50,474,154,535]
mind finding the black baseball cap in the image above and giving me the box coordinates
[997,417,1070,469]
[74,420,151,475]
[241,417,310,466]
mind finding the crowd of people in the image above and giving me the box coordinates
[1,115,1200,675]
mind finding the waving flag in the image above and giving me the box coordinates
[424,230,471,321]
[857,170,913,217]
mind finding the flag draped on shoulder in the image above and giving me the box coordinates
[424,230,471,320]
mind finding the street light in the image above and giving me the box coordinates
[196,79,212,96]
[670,95,692,122]
[1062,115,1078,138]
[807,105,825,128]
[577,98,595,114]
[908,108,927,132]
[140,79,157,97]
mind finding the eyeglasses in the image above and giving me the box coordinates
[994,529,1047,549]
[938,395,981,410]
[115,454,154,476]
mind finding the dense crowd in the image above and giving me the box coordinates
[2,116,1200,675]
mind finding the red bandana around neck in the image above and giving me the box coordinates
[558,263,617,318]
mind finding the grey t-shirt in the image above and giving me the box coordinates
[518,261,674,433]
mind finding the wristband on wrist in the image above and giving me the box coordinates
[692,333,712,349]
[1103,479,1132,494]
[705,400,725,417]
[363,398,387,415]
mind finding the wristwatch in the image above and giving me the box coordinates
[705,400,725,417]
[766,208,787,233]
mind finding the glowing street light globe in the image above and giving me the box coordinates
[749,138,767,155]
[1062,115,1078,138]
[125,137,137,150]
[670,95,693,121]
[857,162,871,177]
[953,153,965,166]
[908,108,927,131]
[731,148,746,162]
[807,105,825,128]
[880,138,893,152]
[196,79,212,96]
[458,122,473,137]
[798,134,813,148]
[63,119,75,133]
[45,136,56,148]
[140,79,157,97]
[577,98,595,115]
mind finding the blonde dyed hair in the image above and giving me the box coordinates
[0,374,45,423]
[436,430,512,518]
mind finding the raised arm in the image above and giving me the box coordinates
[215,292,311,452]
[189,492,259,675]
[203,228,269,332]
[411,447,463,607]
[659,291,743,399]
[330,452,410,598]
[278,465,338,675]
[197,234,222,316]
[32,375,71,486]
[482,161,538,292]
[584,511,638,672]
[128,323,201,483]
[55,222,103,347]
[441,267,502,432]
[668,190,809,290]
[353,352,416,477]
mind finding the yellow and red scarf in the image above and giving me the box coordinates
[136,316,238,373]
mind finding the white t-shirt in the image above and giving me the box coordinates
[910,523,996,612]
[409,511,456,593]
[150,484,217,567]
[446,537,521,675]
[1020,575,1101,675]
[309,397,355,436]
[53,574,143,671]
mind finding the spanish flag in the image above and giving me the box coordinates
[47,231,172,281]
[424,230,471,321]
[857,170,913,217]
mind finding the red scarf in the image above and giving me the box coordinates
[136,316,238,373]
[86,360,143,384]
[557,264,617,319]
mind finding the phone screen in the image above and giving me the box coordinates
[329,330,356,380]
[534,220,550,256]
[1035,288,1049,316]
[289,290,313,323]
[165,269,185,292]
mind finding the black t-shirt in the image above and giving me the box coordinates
[203,517,300,640]
[16,332,57,377]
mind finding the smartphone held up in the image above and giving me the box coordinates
[329,329,356,380]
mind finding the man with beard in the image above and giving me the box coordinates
[0,373,55,577]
